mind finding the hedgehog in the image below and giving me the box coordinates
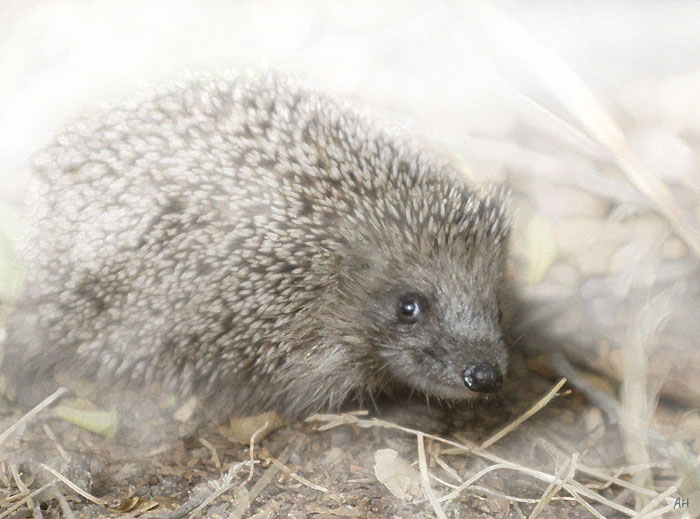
[2,73,510,419]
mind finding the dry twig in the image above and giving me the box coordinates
[308,413,676,517]
[481,378,566,449]
[417,433,448,519]
[0,387,68,447]
[38,464,105,507]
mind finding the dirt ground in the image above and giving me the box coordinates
[0,355,690,519]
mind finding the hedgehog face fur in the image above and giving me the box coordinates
[319,182,510,404]
[3,72,510,419]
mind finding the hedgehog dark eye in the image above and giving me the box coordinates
[398,297,422,323]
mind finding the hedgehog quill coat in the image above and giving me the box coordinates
[4,74,510,418]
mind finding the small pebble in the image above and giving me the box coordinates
[542,262,579,289]
[535,184,608,219]
[553,218,604,254]
[550,308,584,338]
[662,236,687,260]
[329,427,352,447]
[583,407,605,443]
[609,242,646,275]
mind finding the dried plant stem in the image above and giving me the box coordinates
[198,437,221,470]
[430,473,575,505]
[530,434,666,499]
[54,487,77,519]
[269,458,329,493]
[0,387,68,447]
[188,461,251,518]
[309,413,676,517]
[0,482,55,519]
[417,433,448,519]
[432,445,462,484]
[228,444,293,519]
[38,464,105,506]
[439,463,509,504]
[634,480,681,518]
[620,292,676,510]
[528,454,578,519]
[246,419,270,483]
[42,424,71,464]
[471,0,700,255]
[565,487,607,519]
[481,378,566,449]
[150,460,252,519]
[9,464,32,513]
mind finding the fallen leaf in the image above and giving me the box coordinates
[55,405,118,437]
[227,411,284,443]
[374,448,420,500]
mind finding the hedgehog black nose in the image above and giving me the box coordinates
[462,362,503,393]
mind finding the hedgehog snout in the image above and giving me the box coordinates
[462,362,503,393]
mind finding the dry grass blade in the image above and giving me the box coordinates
[634,480,681,518]
[38,463,105,506]
[42,424,71,463]
[246,419,270,482]
[416,433,448,519]
[564,479,638,516]
[187,460,251,518]
[633,504,676,519]
[471,1,700,256]
[432,445,462,484]
[586,463,659,491]
[469,485,573,505]
[481,378,566,449]
[431,473,574,505]
[528,454,578,519]
[438,463,508,504]
[228,444,293,519]
[501,83,611,162]
[550,354,619,424]
[527,460,570,519]
[619,292,676,510]
[54,487,77,519]
[149,460,252,519]
[198,437,221,470]
[0,482,55,519]
[461,136,647,206]
[535,441,665,499]
[9,464,32,513]
[309,413,675,517]
[0,387,68,446]
[469,2,624,148]
[565,487,607,519]
[615,150,700,257]
[268,458,329,493]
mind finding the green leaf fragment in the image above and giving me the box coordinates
[524,214,558,283]
[55,405,119,438]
